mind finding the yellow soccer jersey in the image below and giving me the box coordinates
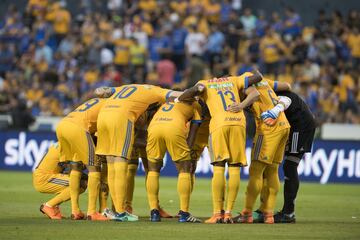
[149,101,202,132]
[35,143,62,173]
[101,84,172,122]
[63,98,106,134]
[197,73,252,133]
[252,79,290,134]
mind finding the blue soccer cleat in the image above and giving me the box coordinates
[178,210,202,223]
[150,209,161,222]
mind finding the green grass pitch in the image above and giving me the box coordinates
[0,171,359,240]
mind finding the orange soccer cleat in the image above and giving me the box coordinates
[205,213,223,224]
[87,212,109,221]
[223,212,234,224]
[71,211,85,220]
[40,204,62,220]
[263,211,274,224]
[159,207,173,218]
[54,205,63,219]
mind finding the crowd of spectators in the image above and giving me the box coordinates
[0,0,359,125]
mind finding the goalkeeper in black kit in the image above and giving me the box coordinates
[257,90,317,223]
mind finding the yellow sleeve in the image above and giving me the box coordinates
[192,102,202,123]
[265,79,278,91]
[154,86,172,101]
[233,72,253,90]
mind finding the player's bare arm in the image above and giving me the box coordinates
[247,69,264,85]
[187,121,201,149]
[227,86,260,113]
[276,82,292,91]
[177,84,205,102]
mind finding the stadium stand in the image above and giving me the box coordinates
[0,0,359,128]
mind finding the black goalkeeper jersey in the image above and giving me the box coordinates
[276,91,317,131]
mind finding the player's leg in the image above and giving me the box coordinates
[261,163,280,224]
[146,125,166,222]
[205,129,228,224]
[98,156,109,213]
[276,128,314,223]
[35,172,70,220]
[125,156,139,214]
[174,160,201,223]
[146,160,163,222]
[259,129,290,224]
[224,126,247,223]
[69,161,85,219]
[142,155,172,218]
[86,141,108,221]
[234,133,268,223]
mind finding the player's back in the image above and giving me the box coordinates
[101,84,170,121]
[34,143,62,174]
[149,101,201,131]
[63,98,106,134]
[276,90,316,130]
[198,76,247,132]
[252,79,290,133]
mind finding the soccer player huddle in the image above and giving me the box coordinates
[33,70,316,224]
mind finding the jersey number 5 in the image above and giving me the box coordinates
[162,102,174,112]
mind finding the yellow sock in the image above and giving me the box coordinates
[178,172,191,212]
[47,188,71,207]
[69,170,82,213]
[107,162,116,209]
[261,163,280,213]
[190,174,195,193]
[99,182,108,212]
[87,171,101,215]
[244,161,266,211]
[125,164,138,209]
[146,171,160,210]
[212,166,225,213]
[259,179,269,212]
[226,167,240,212]
[114,161,128,213]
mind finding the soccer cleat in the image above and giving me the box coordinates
[159,207,173,218]
[263,211,274,224]
[178,210,201,223]
[54,206,63,219]
[71,211,85,220]
[205,213,223,224]
[150,209,161,222]
[126,211,139,220]
[223,213,233,224]
[112,211,139,222]
[102,208,117,220]
[87,212,109,221]
[233,210,253,223]
[40,204,62,220]
[252,209,264,223]
[274,211,296,223]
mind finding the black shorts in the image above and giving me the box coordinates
[285,128,315,154]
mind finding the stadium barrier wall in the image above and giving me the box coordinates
[0,131,359,184]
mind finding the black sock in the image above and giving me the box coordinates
[282,160,299,214]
